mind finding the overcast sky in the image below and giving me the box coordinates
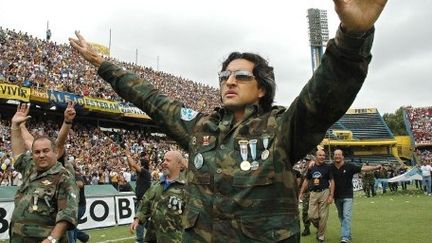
[1,0,431,114]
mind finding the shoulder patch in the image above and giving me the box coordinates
[180,108,198,121]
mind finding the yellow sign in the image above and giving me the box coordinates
[0,83,30,102]
[90,42,110,56]
[119,105,151,119]
[83,97,121,114]
[30,89,49,103]
[346,108,378,114]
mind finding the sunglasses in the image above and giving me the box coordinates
[218,70,255,83]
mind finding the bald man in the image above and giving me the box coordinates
[130,151,186,243]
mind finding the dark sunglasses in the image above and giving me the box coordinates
[218,70,255,83]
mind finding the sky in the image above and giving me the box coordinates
[1,0,431,114]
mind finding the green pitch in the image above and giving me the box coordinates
[2,184,431,243]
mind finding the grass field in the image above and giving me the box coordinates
[2,185,431,242]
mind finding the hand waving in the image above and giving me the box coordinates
[69,31,104,67]
[334,0,388,33]
[11,103,31,126]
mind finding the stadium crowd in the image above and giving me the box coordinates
[0,27,221,114]
[0,25,220,190]
[405,106,432,145]
[405,106,432,163]
[0,116,184,189]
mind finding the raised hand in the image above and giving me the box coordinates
[69,31,104,67]
[334,0,388,33]
[11,103,31,126]
[64,101,77,123]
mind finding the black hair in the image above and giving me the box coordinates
[221,52,276,111]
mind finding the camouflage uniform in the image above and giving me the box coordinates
[299,170,311,232]
[10,153,78,243]
[98,26,375,242]
[135,176,186,243]
[362,171,375,197]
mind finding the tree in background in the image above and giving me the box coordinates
[383,107,408,136]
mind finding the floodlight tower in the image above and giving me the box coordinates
[307,8,329,73]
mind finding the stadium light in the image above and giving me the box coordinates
[307,8,329,73]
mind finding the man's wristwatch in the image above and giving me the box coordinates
[47,235,57,243]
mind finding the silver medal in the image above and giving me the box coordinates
[251,161,259,170]
[249,139,259,170]
[178,201,183,214]
[261,150,270,160]
[168,196,173,208]
[194,153,204,169]
[261,135,270,160]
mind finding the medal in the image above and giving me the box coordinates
[178,201,183,214]
[261,150,270,160]
[168,196,173,208]
[240,161,251,171]
[249,139,259,170]
[238,140,250,171]
[194,153,204,169]
[32,191,39,212]
[261,135,270,160]
[251,161,259,170]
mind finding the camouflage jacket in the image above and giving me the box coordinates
[10,153,78,242]
[98,26,375,242]
[135,176,186,242]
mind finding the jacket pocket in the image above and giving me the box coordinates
[239,213,299,241]
[182,208,199,229]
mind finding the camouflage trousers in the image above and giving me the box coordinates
[9,235,69,243]
[302,192,310,228]
[10,222,69,243]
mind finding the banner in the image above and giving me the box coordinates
[48,90,85,107]
[79,197,116,230]
[30,89,49,103]
[0,202,14,240]
[115,195,136,225]
[387,167,422,183]
[0,83,30,102]
[83,97,121,114]
[119,102,150,119]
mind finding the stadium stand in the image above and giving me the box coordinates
[323,108,400,166]
[327,109,394,140]
[404,106,432,163]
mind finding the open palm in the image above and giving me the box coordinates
[334,0,388,33]
[11,103,31,126]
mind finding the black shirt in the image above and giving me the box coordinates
[76,175,86,207]
[331,162,362,199]
[135,164,151,200]
[306,163,333,191]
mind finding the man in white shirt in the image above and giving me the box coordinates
[420,161,432,195]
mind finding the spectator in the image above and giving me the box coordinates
[126,148,151,243]
[330,149,382,243]
[129,151,186,242]
[9,103,78,242]
[299,150,334,242]
[420,161,432,195]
